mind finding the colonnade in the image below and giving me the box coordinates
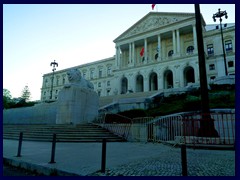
[115,25,197,69]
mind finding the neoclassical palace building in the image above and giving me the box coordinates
[41,12,235,102]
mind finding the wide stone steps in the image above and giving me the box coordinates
[3,124,126,142]
[99,90,160,107]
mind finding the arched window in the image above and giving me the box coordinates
[168,50,173,57]
[56,78,59,86]
[187,46,194,54]
[90,69,94,79]
[107,66,112,76]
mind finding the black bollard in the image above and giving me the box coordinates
[181,144,188,176]
[101,138,107,173]
[49,133,57,164]
[16,132,23,157]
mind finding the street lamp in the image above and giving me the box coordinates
[212,8,228,76]
[195,4,219,137]
[50,60,58,100]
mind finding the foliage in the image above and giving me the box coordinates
[146,89,234,117]
[3,89,12,109]
[3,88,37,109]
[209,90,235,108]
[210,84,235,91]
[118,109,148,119]
[21,85,31,101]
[3,89,12,99]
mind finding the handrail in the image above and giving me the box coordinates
[96,111,133,140]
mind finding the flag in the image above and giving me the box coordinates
[152,4,156,10]
[140,47,144,57]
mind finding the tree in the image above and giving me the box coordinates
[3,89,12,99]
[3,89,12,109]
[21,85,31,101]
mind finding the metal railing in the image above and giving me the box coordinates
[181,112,235,145]
[95,112,132,140]
[95,112,235,146]
[130,115,183,142]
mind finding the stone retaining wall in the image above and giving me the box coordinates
[3,102,57,124]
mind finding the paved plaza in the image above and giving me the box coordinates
[3,139,235,176]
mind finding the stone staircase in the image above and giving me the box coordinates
[99,90,160,107]
[3,124,126,142]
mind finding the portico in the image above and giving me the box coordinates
[114,12,199,94]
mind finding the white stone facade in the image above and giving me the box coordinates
[41,12,235,102]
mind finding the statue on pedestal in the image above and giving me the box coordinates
[56,69,99,125]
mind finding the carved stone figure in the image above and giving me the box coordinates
[56,68,98,125]
[65,68,94,90]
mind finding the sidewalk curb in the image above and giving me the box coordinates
[3,157,80,176]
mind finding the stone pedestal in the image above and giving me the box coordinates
[56,86,99,124]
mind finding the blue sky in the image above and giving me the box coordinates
[3,4,235,100]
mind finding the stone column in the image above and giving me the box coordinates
[179,67,184,87]
[158,34,161,61]
[143,74,149,92]
[193,25,197,53]
[132,42,135,66]
[176,29,180,55]
[174,65,181,87]
[123,51,126,67]
[114,76,121,96]
[128,73,135,92]
[129,43,132,65]
[158,71,163,90]
[172,30,176,55]
[115,45,120,69]
[144,38,148,64]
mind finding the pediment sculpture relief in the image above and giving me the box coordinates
[118,15,190,40]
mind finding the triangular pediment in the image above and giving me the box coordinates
[114,12,196,42]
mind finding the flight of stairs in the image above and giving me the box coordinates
[3,124,126,142]
[99,90,160,107]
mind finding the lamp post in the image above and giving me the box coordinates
[195,4,219,137]
[213,8,228,76]
[50,60,58,100]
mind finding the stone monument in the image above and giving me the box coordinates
[56,69,99,124]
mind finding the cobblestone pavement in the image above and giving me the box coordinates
[3,163,46,176]
[88,147,235,176]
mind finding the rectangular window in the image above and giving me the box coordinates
[45,79,48,87]
[228,61,234,68]
[225,40,233,52]
[209,64,215,70]
[207,44,214,55]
